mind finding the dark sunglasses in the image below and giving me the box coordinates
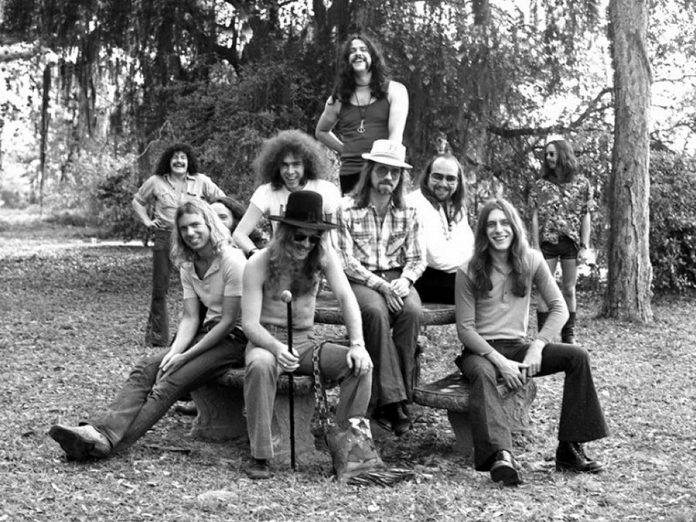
[293,232,322,244]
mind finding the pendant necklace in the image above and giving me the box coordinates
[354,90,370,134]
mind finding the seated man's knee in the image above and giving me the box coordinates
[245,349,276,378]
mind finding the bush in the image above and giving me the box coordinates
[650,151,696,291]
[95,166,147,241]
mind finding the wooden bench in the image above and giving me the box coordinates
[413,372,536,459]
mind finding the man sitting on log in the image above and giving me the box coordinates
[241,190,375,480]
[454,198,608,486]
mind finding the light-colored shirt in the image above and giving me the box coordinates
[336,197,426,292]
[455,248,568,352]
[248,179,342,230]
[407,189,474,273]
[134,173,225,228]
[180,244,246,326]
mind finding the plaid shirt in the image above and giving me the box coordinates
[336,197,426,292]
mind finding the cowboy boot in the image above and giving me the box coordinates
[561,312,577,344]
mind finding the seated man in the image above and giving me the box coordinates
[242,190,374,479]
[407,153,474,304]
[336,139,425,436]
[454,198,609,486]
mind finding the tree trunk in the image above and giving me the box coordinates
[603,0,653,322]
[39,64,51,213]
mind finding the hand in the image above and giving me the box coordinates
[383,287,404,313]
[389,278,411,298]
[346,344,373,376]
[147,218,165,230]
[522,340,545,381]
[276,346,299,373]
[495,356,529,391]
[159,349,187,378]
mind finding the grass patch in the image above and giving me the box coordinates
[1,223,695,521]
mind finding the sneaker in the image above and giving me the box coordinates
[490,450,522,486]
[245,458,271,480]
[48,424,111,460]
[555,442,603,473]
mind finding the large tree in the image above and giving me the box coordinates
[604,0,653,321]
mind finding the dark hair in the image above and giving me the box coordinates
[155,143,199,177]
[212,196,246,233]
[418,153,467,221]
[330,33,389,104]
[252,130,329,190]
[266,223,325,297]
[542,139,577,183]
[349,160,407,209]
[469,199,530,298]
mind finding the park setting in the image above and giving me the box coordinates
[1,0,696,520]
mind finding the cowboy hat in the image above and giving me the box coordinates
[361,139,412,169]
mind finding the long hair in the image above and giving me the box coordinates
[350,160,407,209]
[541,139,577,183]
[252,130,329,190]
[213,196,246,232]
[469,199,530,298]
[155,143,199,177]
[170,198,231,267]
[418,153,467,222]
[266,223,326,297]
[330,33,389,104]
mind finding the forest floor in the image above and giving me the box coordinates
[1,211,695,521]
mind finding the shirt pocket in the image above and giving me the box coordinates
[386,231,407,257]
[155,189,178,213]
[352,231,373,258]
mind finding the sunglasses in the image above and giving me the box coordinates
[293,232,322,244]
[430,172,459,184]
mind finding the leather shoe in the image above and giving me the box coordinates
[174,401,198,416]
[372,407,393,433]
[245,458,271,479]
[555,442,603,473]
[391,403,412,437]
[49,424,111,460]
[490,450,522,486]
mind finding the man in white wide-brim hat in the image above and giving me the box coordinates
[336,139,426,437]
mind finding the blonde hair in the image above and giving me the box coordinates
[170,198,231,267]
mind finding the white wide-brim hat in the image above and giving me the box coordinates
[361,139,412,169]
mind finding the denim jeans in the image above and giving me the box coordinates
[457,339,609,471]
[244,328,372,460]
[350,280,423,411]
[90,325,245,453]
[145,229,172,345]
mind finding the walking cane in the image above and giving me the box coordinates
[280,290,296,471]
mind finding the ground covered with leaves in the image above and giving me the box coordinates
[1,216,695,521]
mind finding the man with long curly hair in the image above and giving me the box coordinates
[316,33,409,195]
[233,130,341,257]
[241,190,374,479]
[454,198,608,486]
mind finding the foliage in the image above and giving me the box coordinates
[649,150,696,291]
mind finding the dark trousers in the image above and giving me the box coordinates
[350,281,423,411]
[91,326,245,453]
[457,339,609,471]
[145,229,172,345]
[414,267,456,305]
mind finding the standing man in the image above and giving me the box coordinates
[407,153,474,304]
[316,33,409,195]
[242,191,374,479]
[455,198,608,486]
[336,139,425,436]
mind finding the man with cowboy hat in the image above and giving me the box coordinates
[241,190,375,479]
[336,139,426,436]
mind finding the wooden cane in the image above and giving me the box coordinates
[280,290,296,471]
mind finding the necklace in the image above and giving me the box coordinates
[354,92,370,134]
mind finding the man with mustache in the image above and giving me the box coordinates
[316,34,409,195]
[336,140,425,437]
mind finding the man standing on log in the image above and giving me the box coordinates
[336,139,425,437]
[241,190,375,480]
[454,198,608,486]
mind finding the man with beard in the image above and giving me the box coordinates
[407,154,474,304]
[242,190,374,479]
[336,139,425,436]
[315,34,409,195]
